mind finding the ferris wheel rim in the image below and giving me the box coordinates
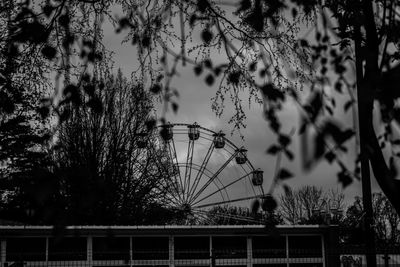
[157,122,257,171]
[152,122,266,225]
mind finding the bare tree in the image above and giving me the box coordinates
[278,185,345,225]
[52,69,175,225]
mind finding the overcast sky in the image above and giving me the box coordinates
[98,5,387,206]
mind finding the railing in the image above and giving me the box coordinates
[3,249,400,266]
[2,249,327,267]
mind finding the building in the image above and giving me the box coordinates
[0,225,339,267]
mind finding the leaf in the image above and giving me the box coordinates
[259,68,267,78]
[58,14,70,28]
[338,171,352,188]
[205,74,214,86]
[260,83,285,102]
[325,151,336,163]
[344,100,353,112]
[244,8,264,32]
[334,81,343,93]
[171,102,178,114]
[298,122,307,135]
[203,59,212,68]
[321,66,328,75]
[142,35,151,47]
[282,184,291,195]
[392,139,400,145]
[201,29,213,44]
[194,65,203,76]
[299,39,309,47]
[214,67,222,76]
[118,18,132,29]
[41,45,57,60]
[325,105,334,116]
[156,74,164,82]
[291,8,298,18]
[261,195,277,212]
[277,168,293,180]
[150,84,162,94]
[278,134,291,147]
[305,91,322,121]
[43,4,54,17]
[197,0,210,13]
[145,119,157,131]
[284,149,294,161]
[249,61,257,72]
[237,0,251,13]
[266,145,281,155]
[320,121,354,146]
[189,14,197,27]
[338,129,355,144]
[227,71,241,85]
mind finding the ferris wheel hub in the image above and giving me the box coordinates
[180,203,192,214]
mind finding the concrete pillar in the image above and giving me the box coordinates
[1,239,6,267]
[246,237,252,267]
[169,236,174,267]
[87,237,93,267]
[325,226,340,267]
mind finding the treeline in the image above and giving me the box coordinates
[206,186,400,246]
[0,69,178,225]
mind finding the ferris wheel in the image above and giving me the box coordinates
[138,122,267,224]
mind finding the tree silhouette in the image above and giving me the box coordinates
[342,194,400,246]
[51,70,176,225]
[278,185,345,224]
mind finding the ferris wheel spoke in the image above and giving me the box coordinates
[187,141,215,204]
[193,194,265,209]
[183,139,195,202]
[190,151,238,205]
[211,176,228,202]
[153,148,183,205]
[167,138,185,203]
[155,180,181,205]
[193,208,261,224]
[191,210,214,225]
[163,194,181,206]
[191,172,253,207]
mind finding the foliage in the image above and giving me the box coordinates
[1,70,178,225]
[342,193,400,246]
[2,0,400,228]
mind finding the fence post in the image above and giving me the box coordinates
[326,226,340,267]
[87,236,93,267]
[1,239,6,267]
[210,248,215,267]
[246,237,252,267]
[382,252,390,267]
[169,236,174,267]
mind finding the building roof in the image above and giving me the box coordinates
[0,224,336,237]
